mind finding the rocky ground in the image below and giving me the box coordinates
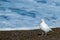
[0,28,60,40]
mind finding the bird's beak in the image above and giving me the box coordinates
[40,20,42,23]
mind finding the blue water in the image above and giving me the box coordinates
[0,0,60,30]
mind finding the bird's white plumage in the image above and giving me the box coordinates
[40,19,52,33]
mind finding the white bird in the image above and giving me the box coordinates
[40,19,52,36]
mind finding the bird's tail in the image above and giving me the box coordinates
[50,29,54,32]
[49,29,52,32]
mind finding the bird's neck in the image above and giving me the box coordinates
[42,21,45,23]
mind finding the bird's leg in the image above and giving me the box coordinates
[41,31,45,36]
[44,32,47,36]
[41,31,47,36]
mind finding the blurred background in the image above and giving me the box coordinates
[0,0,60,29]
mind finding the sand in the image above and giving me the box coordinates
[0,28,60,40]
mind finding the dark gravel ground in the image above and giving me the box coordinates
[0,28,60,40]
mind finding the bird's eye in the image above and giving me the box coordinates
[40,21,42,23]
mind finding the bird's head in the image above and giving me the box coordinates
[40,19,45,23]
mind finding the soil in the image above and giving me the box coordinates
[0,28,60,40]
